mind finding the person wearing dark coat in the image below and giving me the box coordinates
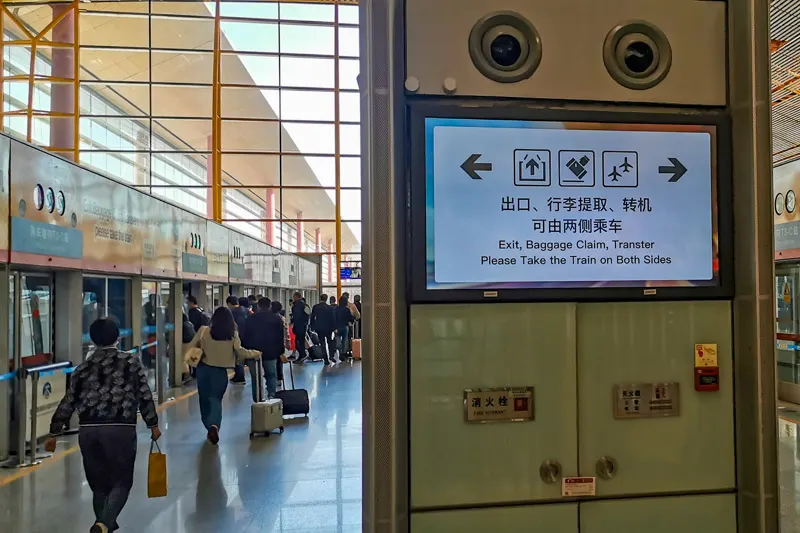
[241,298,284,400]
[311,294,336,365]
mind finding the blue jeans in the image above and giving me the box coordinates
[196,363,229,430]
[337,327,349,356]
[247,358,278,401]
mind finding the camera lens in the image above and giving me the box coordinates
[490,34,523,68]
[623,41,655,74]
[469,13,541,83]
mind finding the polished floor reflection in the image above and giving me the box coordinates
[0,362,362,533]
[780,404,800,532]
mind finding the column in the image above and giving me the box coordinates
[0,265,9,461]
[206,135,214,219]
[315,228,322,252]
[296,211,304,252]
[265,189,276,245]
[50,5,75,156]
[134,130,150,186]
[327,239,334,283]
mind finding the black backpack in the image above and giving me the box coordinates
[182,317,196,344]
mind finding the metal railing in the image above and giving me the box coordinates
[2,361,74,469]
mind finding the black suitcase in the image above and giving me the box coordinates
[275,359,310,416]
[309,343,326,361]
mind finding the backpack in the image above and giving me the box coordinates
[182,317,196,344]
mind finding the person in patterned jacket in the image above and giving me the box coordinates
[45,318,161,533]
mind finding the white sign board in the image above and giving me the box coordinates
[562,477,596,497]
[25,372,67,443]
[427,118,716,288]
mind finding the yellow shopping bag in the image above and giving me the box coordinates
[147,441,168,498]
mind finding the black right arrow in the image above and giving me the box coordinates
[461,153,493,180]
[658,157,687,182]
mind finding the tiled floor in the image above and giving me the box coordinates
[780,403,800,532]
[0,361,363,533]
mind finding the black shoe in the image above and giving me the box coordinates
[207,425,220,445]
[90,524,107,533]
[230,378,246,384]
[294,355,308,364]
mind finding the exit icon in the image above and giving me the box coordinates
[514,149,551,187]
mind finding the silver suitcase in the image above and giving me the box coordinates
[249,359,284,438]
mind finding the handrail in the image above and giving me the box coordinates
[21,361,73,378]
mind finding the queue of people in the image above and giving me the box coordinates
[44,290,362,532]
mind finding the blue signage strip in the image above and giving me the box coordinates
[229,263,246,279]
[11,216,83,258]
[182,252,208,274]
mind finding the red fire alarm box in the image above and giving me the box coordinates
[694,343,719,392]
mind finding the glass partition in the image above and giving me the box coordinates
[19,273,53,367]
[777,264,800,400]
[82,276,132,359]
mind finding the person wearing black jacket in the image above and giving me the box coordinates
[335,295,354,360]
[241,298,285,400]
[187,295,209,332]
[311,294,336,365]
[290,292,311,363]
[45,318,161,533]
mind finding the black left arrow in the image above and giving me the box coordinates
[461,153,492,180]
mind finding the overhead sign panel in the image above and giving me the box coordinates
[422,117,721,294]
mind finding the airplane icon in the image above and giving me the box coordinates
[602,151,638,188]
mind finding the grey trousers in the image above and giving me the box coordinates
[79,425,138,530]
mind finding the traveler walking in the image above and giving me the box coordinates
[186,306,258,444]
[227,296,249,384]
[290,292,311,364]
[341,292,360,352]
[182,311,196,381]
[353,294,362,339]
[335,295,355,360]
[271,300,289,386]
[187,295,209,332]
[241,297,284,400]
[311,294,336,365]
[45,318,161,533]
[239,296,253,315]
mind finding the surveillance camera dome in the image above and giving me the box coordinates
[604,21,671,90]
[469,12,541,83]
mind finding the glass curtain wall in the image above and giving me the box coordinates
[0,0,361,298]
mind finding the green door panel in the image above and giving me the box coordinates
[580,493,737,533]
[409,303,578,508]
[577,301,735,495]
[411,503,578,533]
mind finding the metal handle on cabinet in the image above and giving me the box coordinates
[539,460,561,484]
[596,456,617,480]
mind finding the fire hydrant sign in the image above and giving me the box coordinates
[425,118,718,289]
[562,477,597,497]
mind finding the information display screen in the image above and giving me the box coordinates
[413,114,728,300]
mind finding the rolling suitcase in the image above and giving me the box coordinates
[250,359,284,438]
[351,321,362,360]
[275,359,310,417]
